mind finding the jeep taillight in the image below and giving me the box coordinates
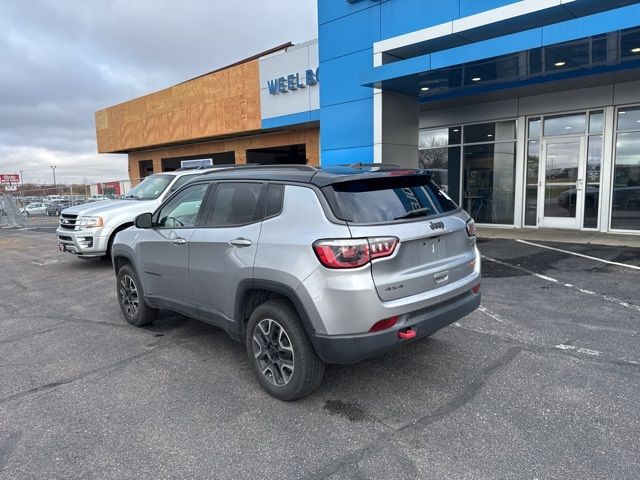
[312,237,398,269]
[466,219,477,237]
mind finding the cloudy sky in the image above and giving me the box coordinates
[0,0,317,185]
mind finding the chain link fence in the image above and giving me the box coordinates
[1,178,142,228]
[0,195,28,228]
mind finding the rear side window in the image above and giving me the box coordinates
[203,182,263,227]
[328,175,458,223]
[265,184,285,218]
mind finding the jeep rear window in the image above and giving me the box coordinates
[328,175,458,223]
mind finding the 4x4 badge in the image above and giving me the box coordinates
[430,221,445,230]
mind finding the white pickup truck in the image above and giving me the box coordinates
[56,168,221,258]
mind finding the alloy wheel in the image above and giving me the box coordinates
[119,274,139,318]
[252,319,295,386]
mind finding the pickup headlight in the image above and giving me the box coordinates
[78,216,104,228]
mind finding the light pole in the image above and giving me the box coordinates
[19,170,23,191]
[51,165,57,187]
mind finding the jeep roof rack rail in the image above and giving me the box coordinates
[334,162,405,170]
[234,164,319,171]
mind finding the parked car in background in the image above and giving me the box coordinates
[112,164,481,400]
[45,195,66,204]
[46,200,71,216]
[21,202,47,216]
[56,167,230,259]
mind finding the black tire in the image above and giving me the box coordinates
[116,264,159,327]
[246,299,324,401]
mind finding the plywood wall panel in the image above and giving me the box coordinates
[96,59,263,153]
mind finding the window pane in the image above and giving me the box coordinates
[418,126,461,148]
[463,142,516,224]
[583,135,602,228]
[204,183,263,226]
[157,184,208,228]
[617,107,640,132]
[265,184,285,217]
[464,121,515,143]
[525,140,540,226]
[170,174,193,192]
[125,174,175,200]
[544,113,586,136]
[330,176,458,224]
[611,132,640,230]
[528,118,541,138]
[589,111,604,134]
[419,146,461,201]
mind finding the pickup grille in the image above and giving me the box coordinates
[59,214,78,230]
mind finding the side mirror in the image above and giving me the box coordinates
[135,212,153,229]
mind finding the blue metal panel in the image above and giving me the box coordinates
[459,0,516,17]
[321,146,375,167]
[318,0,386,26]
[380,0,460,40]
[320,98,373,152]
[261,110,320,130]
[431,29,542,70]
[319,6,381,62]
[562,0,640,17]
[362,4,640,86]
[361,52,431,85]
[543,4,640,45]
[418,58,640,105]
[321,49,375,107]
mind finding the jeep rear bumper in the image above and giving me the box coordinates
[310,289,480,364]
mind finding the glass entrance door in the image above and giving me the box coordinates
[538,136,586,229]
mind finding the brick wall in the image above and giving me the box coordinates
[127,126,319,181]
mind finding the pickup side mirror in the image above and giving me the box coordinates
[135,212,153,229]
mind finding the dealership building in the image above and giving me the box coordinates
[96,0,640,234]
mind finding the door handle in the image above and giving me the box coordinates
[229,238,252,247]
[170,237,187,245]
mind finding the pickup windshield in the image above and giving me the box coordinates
[123,174,175,200]
[328,174,458,223]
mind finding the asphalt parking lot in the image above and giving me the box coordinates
[1,228,639,479]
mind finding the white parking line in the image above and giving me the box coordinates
[481,255,640,313]
[555,344,601,356]
[478,305,508,324]
[516,239,640,271]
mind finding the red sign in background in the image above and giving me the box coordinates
[0,174,20,184]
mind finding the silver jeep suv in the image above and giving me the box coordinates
[112,164,481,400]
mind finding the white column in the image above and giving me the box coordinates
[379,92,419,167]
[373,53,383,163]
[373,87,383,163]
[599,106,615,232]
[514,115,527,228]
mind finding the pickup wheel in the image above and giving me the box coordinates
[246,300,324,401]
[116,264,158,327]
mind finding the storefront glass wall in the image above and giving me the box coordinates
[419,121,517,225]
[611,106,640,231]
[525,110,602,229]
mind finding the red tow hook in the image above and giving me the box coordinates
[398,328,416,340]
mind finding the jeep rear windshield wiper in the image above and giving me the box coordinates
[123,194,140,200]
[394,207,432,220]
